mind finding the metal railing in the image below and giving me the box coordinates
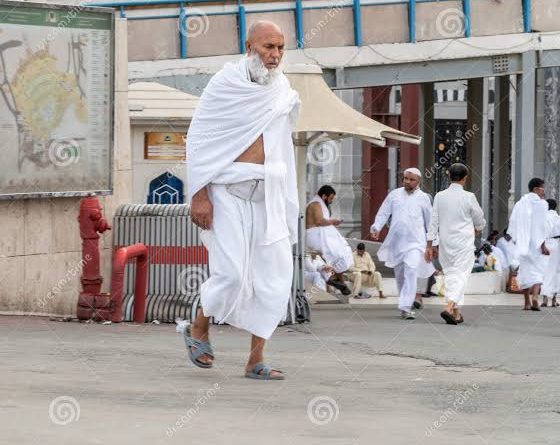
[90,0,533,58]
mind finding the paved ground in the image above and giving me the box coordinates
[3,304,560,445]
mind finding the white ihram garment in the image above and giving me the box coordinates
[496,237,519,269]
[427,183,486,306]
[508,193,548,290]
[186,58,300,339]
[304,255,332,291]
[370,187,435,311]
[306,196,353,273]
[542,210,560,296]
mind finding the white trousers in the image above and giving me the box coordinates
[394,262,417,311]
[199,184,293,340]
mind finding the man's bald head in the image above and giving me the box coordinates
[246,20,285,71]
[247,20,283,43]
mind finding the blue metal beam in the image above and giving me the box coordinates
[522,0,531,33]
[463,0,471,38]
[238,4,246,53]
[119,5,125,18]
[295,0,304,49]
[353,0,362,46]
[179,3,187,59]
[408,0,415,43]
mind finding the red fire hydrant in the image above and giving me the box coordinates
[76,196,112,321]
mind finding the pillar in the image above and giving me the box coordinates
[514,51,536,200]
[492,76,512,232]
[543,67,560,203]
[420,82,435,196]
[400,84,420,170]
[466,77,490,225]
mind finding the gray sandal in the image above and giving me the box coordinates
[184,325,214,369]
[245,363,285,380]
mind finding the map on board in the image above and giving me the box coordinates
[0,1,113,198]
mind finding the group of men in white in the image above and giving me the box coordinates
[304,165,560,325]
[184,19,560,381]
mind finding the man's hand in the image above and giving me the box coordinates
[191,188,213,230]
[331,219,342,227]
[370,230,380,241]
[425,246,438,262]
[541,242,550,256]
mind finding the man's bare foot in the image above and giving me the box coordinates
[531,299,541,312]
[190,321,213,365]
[379,291,386,299]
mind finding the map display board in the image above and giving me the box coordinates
[0,1,113,199]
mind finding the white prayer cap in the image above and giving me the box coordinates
[404,167,422,178]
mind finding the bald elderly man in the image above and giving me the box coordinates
[370,168,435,319]
[186,21,299,380]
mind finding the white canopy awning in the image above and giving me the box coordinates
[285,65,421,147]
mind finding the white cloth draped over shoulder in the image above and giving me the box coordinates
[508,193,549,289]
[370,187,435,278]
[496,237,519,269]
[186,57,300,246]
[427,183,486,306]
[305,195,353,273]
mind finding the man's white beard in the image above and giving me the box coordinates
[247,52,282,85]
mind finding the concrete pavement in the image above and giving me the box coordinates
[2,304,560,445]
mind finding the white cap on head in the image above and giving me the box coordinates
[404,167,422,178]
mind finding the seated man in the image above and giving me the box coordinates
[304,252,334,292]
[348,243,384,299]
[304,252,351,296]
[306,185,353,280]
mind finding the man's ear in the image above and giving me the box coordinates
[245,41,251,53]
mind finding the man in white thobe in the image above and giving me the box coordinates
[541,199,560,307]
[371,168,435,319]
[306,185,353,276]
[186,21,299,380]
[426,163,486,325]
[508,178,550,311]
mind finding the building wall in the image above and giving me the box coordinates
[0,17,132,317]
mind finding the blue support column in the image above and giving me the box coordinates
[238,4,246,53]
[408,0,415,43]
[463,0,471,38]
[119,5,125,18]
[179,3,187,59]
[522,0,531,33]
[295,0,304,49]
[353,0,362,46]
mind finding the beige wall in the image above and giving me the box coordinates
[128,18,180,61]
[187,15,239,58]
[302,6,354,48]
[0,17,132,317]
[532,0,560,32]
[362,4,408,45]
[471,0,523,37]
